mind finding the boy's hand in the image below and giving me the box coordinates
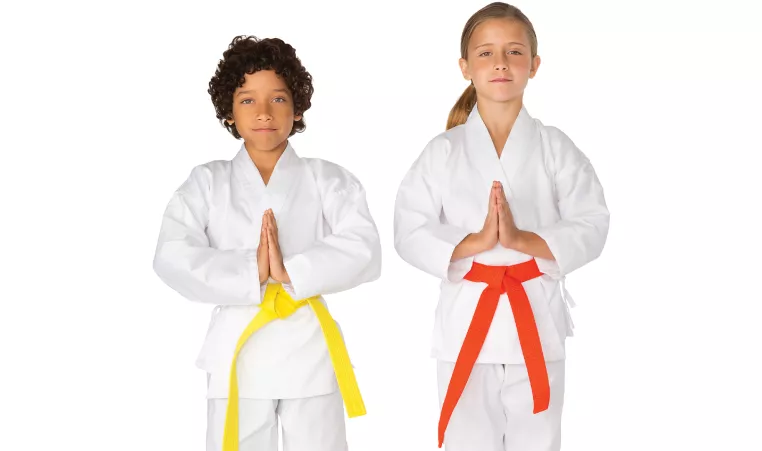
[257,214,270,284]
[265,209,291,284]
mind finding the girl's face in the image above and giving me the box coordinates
[459,18,540,104]
[228,70,300,152]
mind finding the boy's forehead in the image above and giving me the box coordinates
[236,70,288,91]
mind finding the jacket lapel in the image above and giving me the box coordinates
[499,106,539,192]
[464,104,539,201]
[232,143,267,224]
[465,105,512,198]
[264,142,300,217]
[230,142,300,228]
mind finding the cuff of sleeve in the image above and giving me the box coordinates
[429,225,473,281]
[447,257,474,282]
[280,282,296,298]
[247,250,264,304]
[282,253,313,300]
[259,281,268,300]
[532,227,563,279]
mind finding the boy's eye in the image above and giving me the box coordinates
[241,99,253,104]
[509,50,522,55]
[272,97,286,103]
[479,51,492,57]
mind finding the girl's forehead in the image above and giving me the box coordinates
[470,19,529,45]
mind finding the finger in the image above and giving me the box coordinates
[267,228,277,257]
[268,224,279,249]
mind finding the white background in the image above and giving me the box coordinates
[1,0,761,449]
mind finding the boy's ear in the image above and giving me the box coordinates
[294,114,302,121]
[226,118,234,125]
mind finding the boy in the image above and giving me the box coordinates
[152,35,382,451]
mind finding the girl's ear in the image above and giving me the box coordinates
[459,57,471,81]
[529,55,541,79]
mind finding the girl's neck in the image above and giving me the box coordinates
[475,96,523,157]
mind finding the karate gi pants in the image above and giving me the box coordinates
[437,360,566,451]
[206,391,347,451]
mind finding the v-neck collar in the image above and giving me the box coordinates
[464,103,538,199]
[232,141,301,215]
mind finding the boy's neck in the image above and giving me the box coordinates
[244,140,288,186]
[476,96,523,157]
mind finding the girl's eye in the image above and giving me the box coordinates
[241,99,253,104]
[272,97,286,103]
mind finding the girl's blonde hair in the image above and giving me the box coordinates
[446,2,538,130]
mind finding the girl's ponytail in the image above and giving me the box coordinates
[446,83,477,130]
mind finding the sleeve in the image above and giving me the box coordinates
[393,140,474,282]
[533,130,610,279]
[152,165,263,306]
[281,161,382,300]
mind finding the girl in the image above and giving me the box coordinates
[393,3,609,450]
[153,36,381,451]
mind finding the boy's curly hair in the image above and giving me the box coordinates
[208,36,314,139]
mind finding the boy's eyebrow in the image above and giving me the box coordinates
[236,88,289,97]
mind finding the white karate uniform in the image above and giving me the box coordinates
[153,142,381,450]
[394,104,609,450]
[206,383,348,451]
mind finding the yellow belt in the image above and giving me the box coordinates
[222,283,366,451]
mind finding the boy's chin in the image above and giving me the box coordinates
[243,135,288,152]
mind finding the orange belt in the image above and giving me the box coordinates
[437,260,549,448]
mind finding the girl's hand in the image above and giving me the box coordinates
[474,182,500,252]
[496,182,520,249]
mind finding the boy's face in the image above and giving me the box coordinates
[227,70,301,152]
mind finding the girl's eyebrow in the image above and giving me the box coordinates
[475,42,527,49]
